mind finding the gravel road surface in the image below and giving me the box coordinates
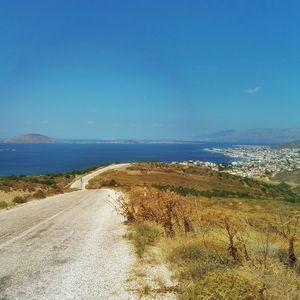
[70,163,130,190]
[0,165,136,300]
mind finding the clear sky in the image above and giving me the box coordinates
[1,1,299,140]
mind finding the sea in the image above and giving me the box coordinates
[0,143,236,176]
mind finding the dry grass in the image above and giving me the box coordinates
[0,166,99,209]
[91,162,300,299]
[0,191,25,208]
[88,163,300,202]
[272,169,300,185]
[88,163,255,193]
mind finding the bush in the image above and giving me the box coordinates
[105,179,119,187]
[39,179,55,185]
[0,200,8,209]
[180,272,260,300]
[277,182,291,192]
[117,188,195,237]
[171,242,205,261]
[13,196,27,204]
[130,223,162,258]
[33,190,46,199]
[5,175,19,180]
[29,178,40,184]
[0,185,11,192]
[169,241,233,280]
[153,184,252,199]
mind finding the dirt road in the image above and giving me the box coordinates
[0,164,136,299]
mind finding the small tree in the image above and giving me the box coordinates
[277,213,299,267]
[200,212,243,263]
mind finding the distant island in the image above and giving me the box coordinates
[0,134,201,145]
[0,134,59,144]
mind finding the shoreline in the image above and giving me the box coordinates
[0,143,282,177]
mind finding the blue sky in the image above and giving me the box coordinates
[1,0,299,139]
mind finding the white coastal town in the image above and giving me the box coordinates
[173,146,300,178]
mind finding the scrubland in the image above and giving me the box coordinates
[0,167,98,209]
[88,162,300,299]
[271,169,300,196]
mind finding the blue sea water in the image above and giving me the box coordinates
[0,143,235,176]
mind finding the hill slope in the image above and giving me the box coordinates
[88,162,300,299]
[2,134,58,144]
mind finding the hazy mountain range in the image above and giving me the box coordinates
[197,128,300,144]
[1,129,300,145]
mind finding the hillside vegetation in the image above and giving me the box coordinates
[0,167,98,209]
[271,169,300,196]
[88,162,300,203]
[88,163,300,299]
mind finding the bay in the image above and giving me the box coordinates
[0,143,235,176]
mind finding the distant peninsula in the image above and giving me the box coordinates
[198,128,300,144]
[0,134,201,145]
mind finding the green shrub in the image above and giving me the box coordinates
[130,223,162,258]
[171,242,205,261]
[105,179,119,187]
[39,179,55,185]
[5,175,19,180]
[29,178,40,184]
[0,200,8,209]
[169,241,233,280]
[13,196,27,204]
[277,182,291,192]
